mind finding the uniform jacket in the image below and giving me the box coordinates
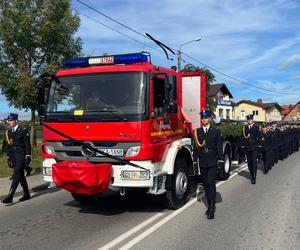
[260,131,272,152]
[5,126,31,156]
[193,126,223,168]
[242,124,260,151]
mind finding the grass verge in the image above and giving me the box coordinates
[0,144,43,178]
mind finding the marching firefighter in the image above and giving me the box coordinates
[193,110,224,219]
[2,113,32,204]
[260,123,272,174]
[242,114,260,184]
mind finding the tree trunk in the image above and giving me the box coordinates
[30,109,36,148]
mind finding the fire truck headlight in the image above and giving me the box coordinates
[121,170,150,180]
[43,166,52,176]
[125,146,141,157]
[45,145,56,156]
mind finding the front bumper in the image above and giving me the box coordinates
[42,159,160,188]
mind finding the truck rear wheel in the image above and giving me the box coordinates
[71,193,102,204]
[217,148,231,181]
[164,158,189,210]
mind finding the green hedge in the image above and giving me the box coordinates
[215,124,243,140]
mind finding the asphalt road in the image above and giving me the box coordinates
[0,151,300,250]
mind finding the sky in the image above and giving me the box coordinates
[1,0,300,120]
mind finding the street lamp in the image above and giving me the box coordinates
[178,37,201,71]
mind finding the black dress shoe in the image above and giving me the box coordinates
[251,178,256,184]
[2,195,13,204]
[19,194,31,202]
[25,167,32,177]
[207,208,215,219]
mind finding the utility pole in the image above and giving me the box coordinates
[177,38,201,71]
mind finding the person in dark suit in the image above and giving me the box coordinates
[2,113,32,204]
[242,114,260,184]
[260,123,272,174]
[193,110,224,219]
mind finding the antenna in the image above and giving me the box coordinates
[145,33,175,60]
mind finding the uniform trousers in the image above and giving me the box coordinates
[246,150,257,178]
[10,150,29,194]
[200,167,217,202]
[262,151,272,171]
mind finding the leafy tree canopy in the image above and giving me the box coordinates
[180,64,217,112]
[0,0,82,111]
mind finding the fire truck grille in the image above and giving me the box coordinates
[45,141,140,163]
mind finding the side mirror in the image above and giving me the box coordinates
[38,104,46,119]
[37,85,45,106]
[37,81,46,119]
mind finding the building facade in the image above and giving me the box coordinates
[208,83,235,120]
[235,100,282,122]
[283,101,300,121]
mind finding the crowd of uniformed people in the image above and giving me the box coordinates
[258,120,300,174]
[194,111,300,220]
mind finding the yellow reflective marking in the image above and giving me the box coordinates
[151,129,182,137]
[74,110,83,116]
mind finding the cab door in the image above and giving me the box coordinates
[150,73,181,162]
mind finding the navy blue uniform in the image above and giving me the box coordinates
[2,126,31,203]
[194,126,223,203]
[243,124,260,183]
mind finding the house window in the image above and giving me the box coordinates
[241,110,245,118]
[226,109,230,119]
[219,108,223,118]
[253,110,258,116]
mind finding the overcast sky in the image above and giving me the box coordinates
[1,0,300,120]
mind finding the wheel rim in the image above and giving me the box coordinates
[224,154,230,173]
[175,169,188,198]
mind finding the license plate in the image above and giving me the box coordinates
[95,148,124,157]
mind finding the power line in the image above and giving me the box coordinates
[75,0,148,39]
[180,52,297,95]
[72,8,175,60]
[74,0,298,96]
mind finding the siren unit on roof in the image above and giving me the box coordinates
[64,52,149,68]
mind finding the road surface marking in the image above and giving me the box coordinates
[118,164,248,250]
[98,163,248,250]
[97,212,166,250]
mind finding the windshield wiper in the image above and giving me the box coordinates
[99,109,128,121]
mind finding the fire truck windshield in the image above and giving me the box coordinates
[46,72,147,122]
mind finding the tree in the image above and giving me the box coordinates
[180,64,217,112]
[0,0,82,145]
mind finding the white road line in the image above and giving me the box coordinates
[96,163,248,250]
[118,164,248,250]
[97,212,166,250]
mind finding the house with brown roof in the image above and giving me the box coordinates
[208,83,235,120]
[234,99,282,122]
[283,101,300,121]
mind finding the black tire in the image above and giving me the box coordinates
[163,158,189,210]
[71,193,102,204]
[217,148,231,181]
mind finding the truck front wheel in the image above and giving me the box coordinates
[217,148,231,181]
[71,193,102,204]
[164,158,189,210]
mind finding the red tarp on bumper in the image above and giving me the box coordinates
[53,161,112,195]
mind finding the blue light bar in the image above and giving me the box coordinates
[64,53,148,68]
[114,53,148,64]
[64,58,89,68]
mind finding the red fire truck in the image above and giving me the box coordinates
[37,52,231,209]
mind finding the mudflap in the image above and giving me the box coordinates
[53,161,112,195]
